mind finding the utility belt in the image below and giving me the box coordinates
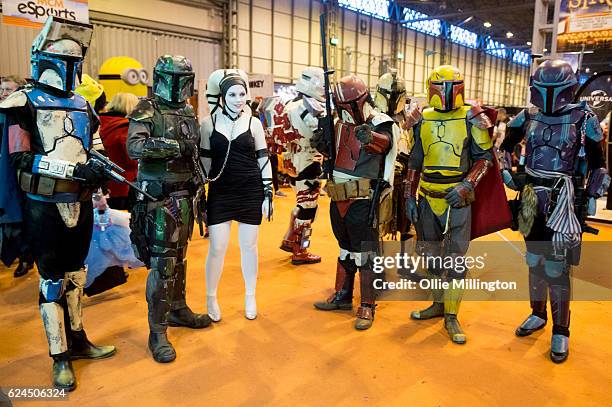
[527,175,582,189]
[137,179,194,201]
[18,171,90,199]
[419,186,447,199]
[325,179,371,202]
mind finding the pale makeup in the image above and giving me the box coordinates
[224,84,247,117]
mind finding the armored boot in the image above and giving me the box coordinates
[40,300,75,391]
[291,220,321,265]
[355,262,377,331]
[70,330,116,360]
[516,266,548,337]
[314,259,356,311]
[280,207,300,252]
[549,282,571,363]
[146,266,175,363]
[167,260,212,329]
[411,271,444,320]
[65,268,116,360]
[443,286,466,344]
[14,259,34,278]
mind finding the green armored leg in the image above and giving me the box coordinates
[443,285,466,344]
[166,197,212,329]
[146,205,179,363]
[411,271,444,320]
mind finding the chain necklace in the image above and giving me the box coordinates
[206,111,239,183]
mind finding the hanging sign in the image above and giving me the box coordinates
[2,0,89,28]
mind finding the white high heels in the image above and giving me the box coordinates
[207,295,222,322]
[245,294,257,320]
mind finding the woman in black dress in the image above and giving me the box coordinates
[200,70,273,321]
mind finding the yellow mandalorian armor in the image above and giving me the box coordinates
[418,106,492,216]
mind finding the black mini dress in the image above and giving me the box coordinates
[206,115,264,226]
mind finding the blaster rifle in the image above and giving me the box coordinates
[89,149,157,201]
[319,11,335,180]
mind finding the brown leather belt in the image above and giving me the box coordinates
[419,187,447,199]
[19,171,81,196]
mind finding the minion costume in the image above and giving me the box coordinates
[404,65,494,344]
[98,56,149,100]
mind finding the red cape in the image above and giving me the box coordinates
[470,107,513,239]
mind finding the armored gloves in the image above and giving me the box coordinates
[355,124,373,144]
[178,139,198,157]
[73,159,106,186]
[445,181,475,208]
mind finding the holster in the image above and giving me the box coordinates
[130,201,151,268]
[325,179,371,202]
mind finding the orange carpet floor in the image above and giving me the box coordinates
[1,189,611,406]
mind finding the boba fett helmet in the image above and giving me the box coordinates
[152,55,195,103]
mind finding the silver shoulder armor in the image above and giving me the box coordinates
[371,112,394,127]
[0,90,28,109]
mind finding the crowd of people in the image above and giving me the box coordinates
[0,16,609,393]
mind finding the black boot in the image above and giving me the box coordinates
[148,332,176,363]
[14,260,34,277]
[168,261,212,328]
[314,259,356,311]
[167,306,213,328]
[52,354,76,391]
[70,330,116,360]
[146,269,175,363]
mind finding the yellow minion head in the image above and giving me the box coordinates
[426,65,464,111]
[75,74,104,106]
[98,56,148,100]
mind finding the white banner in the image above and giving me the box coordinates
[2,0,89,28]
[248,73,274,100]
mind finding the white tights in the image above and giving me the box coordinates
[205,221,259,320]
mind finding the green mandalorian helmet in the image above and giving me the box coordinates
[153,55,195,103]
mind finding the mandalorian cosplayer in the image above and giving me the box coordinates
[373,70,421,243]
[501,59,610,363]
[313,74,399,330]
[0,17,116,390]
[127,55,212,364]
[404,65,496,344]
